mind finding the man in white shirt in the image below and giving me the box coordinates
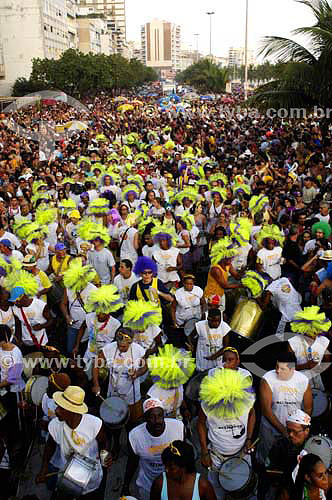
[113,259,139,304]
[88,237,115,284]
[0,239,23,261]
[122,398,184,499]
[315,202,330,223]
[36,385,112,498]
[257,351,312,464]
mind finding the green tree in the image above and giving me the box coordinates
[176,59,229,93]
[250,0,332,110]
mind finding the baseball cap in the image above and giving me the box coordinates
[0,239,12,249]
[9,286,26,302]
[69,210,81,219]
[55,243,66,251]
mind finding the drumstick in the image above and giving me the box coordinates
[44,471,63,478]
[228,437,260,471]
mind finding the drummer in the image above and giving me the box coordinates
[36,385,112,499]
[40,373,71,438]
[197,368,256,499]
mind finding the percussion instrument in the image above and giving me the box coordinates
[99,396,129,429]
[309,389,331,434]
[230,299,263,340]
[25,376,48,406]
[304,435,332,469]
[23,352,44,379]
[218,457,257,499]
[56,454,98,497]
[184,370,209,401]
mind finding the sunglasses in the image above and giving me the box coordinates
[142,270,153,275]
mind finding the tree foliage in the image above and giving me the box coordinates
[250,0,332,110]
[12,49,158,97]
[176,59,229,93]
[229,62,281,83]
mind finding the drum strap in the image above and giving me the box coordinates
[20,308,44,349]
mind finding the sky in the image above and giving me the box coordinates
[125,0,315,60]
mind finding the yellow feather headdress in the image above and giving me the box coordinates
[148,344,195,389]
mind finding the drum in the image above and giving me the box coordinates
[304,436,332,468]
[230,299,263,340]
[23,352,44,379]
[185,371,209,401]
[25,376,48,406]
[99,396,129,429]
[219,457,257,499]
[57,454,98,497]
[310,389,331,434]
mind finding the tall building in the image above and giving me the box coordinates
[141,20,181,78]
[0,0,80,96]
[228,47,255,68]
[78,0,126,54]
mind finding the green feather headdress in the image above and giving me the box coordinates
[234,183,251,197]
[151,223,178,246]
[123,300,162,331]
[32,180,48,194]
[88,198,110,216]
[291,306,331,338]
[138,217,156,235]
[63,258,97,292]
[210,237,239,265]
[58,199,76,214]
[134,152,148,163]
[210,186,227,201]
[3,270,38,296]
[127,175,144,190]
[196,179,210,190]
[0,256,22,277]
[256,224,285,246]
[209,173,229,187]
[230,219,253,247]
[85,285,123,314]
[122,183,140,201]
[13,217,33,240]
[31,192,51,207]
[77,219,110,245]
[61,177,76,185]
[35,206,57,226]
[249,195,269,215]
[24,222,48,242]
[241,271,269,298]
[148,344,195,389]
[173,187,199,204]
[200,368,254,419]
[77,156,91,166]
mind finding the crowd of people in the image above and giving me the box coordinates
[0,90,332,500]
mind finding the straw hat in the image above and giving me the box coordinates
[320,250,332,261]
[53,386,88,414]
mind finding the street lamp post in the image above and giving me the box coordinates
[206,12,215,56]
[194,33,200,61]
[244,0,249,101]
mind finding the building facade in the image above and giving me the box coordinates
[141,19,181,78]
[228,47,255,68]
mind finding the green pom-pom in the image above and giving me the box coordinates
[77,219,110,245]
[86,285,123,314]
[13,218,33,240]
[123,300,162,331]
[249,195,269,215]
[88,198,110,216]
[4,269,38,296]
[63,258,97,292]
[58,199,76,214]
[210,237,239,265]
[24,222,48,242]
[291,306,331,336]
[148,344,195,389]
[241,271,268,298]
[200,368,254,419]
[256,224,284,246]
[35,207,57,226]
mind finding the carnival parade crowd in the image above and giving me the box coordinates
[0,90,332,500]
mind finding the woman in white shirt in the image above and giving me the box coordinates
[256,225,285,281]
[172,275,205,336]
[152,231,182,288]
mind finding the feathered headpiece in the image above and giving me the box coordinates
[249,195,269,215]
[77,156,91,166]
[31,192,51,207]
[175,211,195,231]
[88,197,110,217]
[77,219,110,245]
[173,187,199,204]
[32,180,48,194]
[85,285,123,314]
[210,186,227,201]
[58,199,76,214]
[138,217,155,235]
[127,175,144,190]
[209,173,229,187]
[24,222,48,242]
[63,258,97,292]
[148,344,195,389]
[241,271,269,298]
[133,256,158,276]
[291,306,331,338]
[230,219,253,247]
[123,184,140,201]
[200,368,254,419]
[196,179,210,190]
[256,224,285,246]
[13,217,33,240]
[312,221,331,239]
[123,300,162,331]
[151,223,178,247]
[210,237,239,265]
[0,256,22,277]
[3,270,38,297]
[233,183,251,197]
[35,206,57,226]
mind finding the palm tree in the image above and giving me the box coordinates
[250,0,332,110]
[177,59,229,94]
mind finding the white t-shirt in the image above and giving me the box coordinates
[266,277,302,321]
[142,245,155,259]
[88,248,115,284]
[133,324,161,350]
[13,298,48,346]
[153,247,180,283]
[129,419,184,492]
[232,244,252,271]
[84,312,121,359]
[147,385,184,418]
[0,231,21,249]
[103,341,145,404]
[48,414,103,494]
[119,227,138,266]
[257,246,283,280]
[195,319,231,371]
[113,272,139,303]
[0,307,15,331]
[262,369,309,428]
[175,286,203,324]
[42,393,57,419]
[26,242,50,272]
[0,345,24,393]
[288,335,329,387]
[46,222,59,250]
[67,283,97,332]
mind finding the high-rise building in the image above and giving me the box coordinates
[228,47,255,68]
[141,20,181,78]
[78,0,126,54]
[0,0,80,95]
